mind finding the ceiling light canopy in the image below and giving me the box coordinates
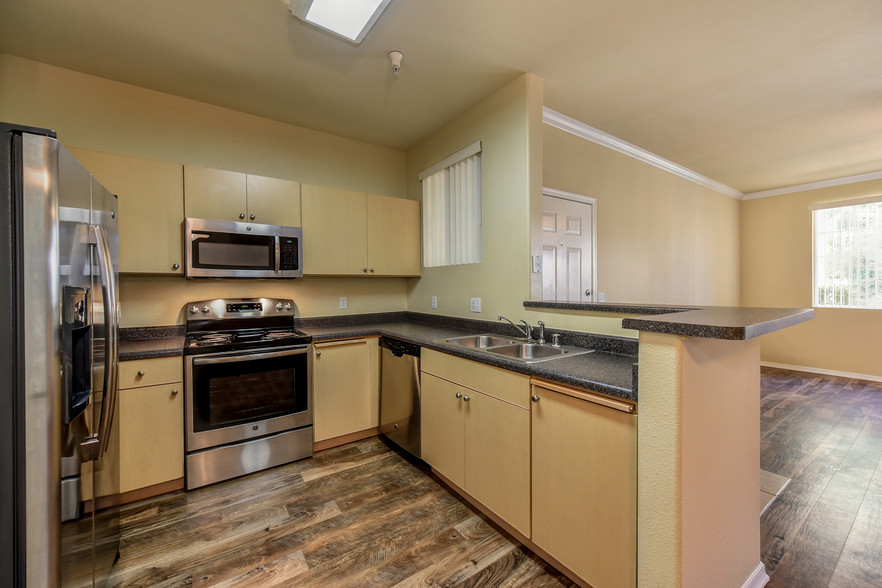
[289,0,392,44]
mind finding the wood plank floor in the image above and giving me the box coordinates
[761,367,882,588]
[108,437,573,587]
[107,367,882,587]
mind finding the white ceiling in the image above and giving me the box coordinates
[2,0,881,195]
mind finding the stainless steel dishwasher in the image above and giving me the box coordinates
[379,337,421,458]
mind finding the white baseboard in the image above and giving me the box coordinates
[761,361,882,383]
[743,563,771,588]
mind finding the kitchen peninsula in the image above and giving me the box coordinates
[121,303,812,588]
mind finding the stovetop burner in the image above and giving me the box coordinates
[184,298,311,355]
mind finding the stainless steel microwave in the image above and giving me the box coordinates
[183,218,303,278]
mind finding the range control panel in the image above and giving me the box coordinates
[227,302,263,313]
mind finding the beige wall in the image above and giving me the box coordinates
[543,125,741,307]
[741,179,882,379]
[1,54,411,326]
[405,74,543,324]
[638,332,764,587]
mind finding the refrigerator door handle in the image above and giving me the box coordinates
[80,224,119,461]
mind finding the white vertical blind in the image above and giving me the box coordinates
[421,145,482,267]
[813,198,882,308]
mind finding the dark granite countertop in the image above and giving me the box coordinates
[524,300,814,340]
[118,313,638,401]
[120,326,185,361]
[620,307,814,340]
[299,313,638,402]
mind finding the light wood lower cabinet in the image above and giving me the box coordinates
[531,381,637,588]
[118,357,184,494]
[421,351,531,536]
[311,338,379,442]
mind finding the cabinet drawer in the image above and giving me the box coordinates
[421,349,530,409]
[119,356,182,389]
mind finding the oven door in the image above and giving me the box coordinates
[185,345,311,452]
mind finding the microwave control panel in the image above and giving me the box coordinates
[279,237,299,270]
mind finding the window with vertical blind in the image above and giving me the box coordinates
[419,141,482,267]
[811,195,882,308]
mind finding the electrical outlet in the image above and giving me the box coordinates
[470,297,482,313]
[431,296,437,309]
[339,297,348,309]
[597,292,605,302]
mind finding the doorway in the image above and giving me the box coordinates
[541,189,596,302]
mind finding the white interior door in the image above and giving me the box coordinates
[541,193,594,302]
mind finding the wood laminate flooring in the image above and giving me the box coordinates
[108,437,573,587]
[108,367,882,587]
[761,367,882,588]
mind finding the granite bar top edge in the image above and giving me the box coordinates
[621,307,815,340]
[523,300,698,315]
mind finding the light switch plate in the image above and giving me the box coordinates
[470,297,481,313]
[431,296,437,309]
[597,292,605,302]
[339,297,348,309]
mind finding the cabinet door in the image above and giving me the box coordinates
[531,385,637,588]
[420,373,466,488]
[246,174,301,226]
[68,148,184,274]
[301,185,368,275]
[184,165,247,222]
[465,391,531,536]
[312,339,374,442]
[119,383,184,493]
[366,194,421,276]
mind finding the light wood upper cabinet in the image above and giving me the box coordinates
[531,382,637,588]
[301,185,368,275]
[366,193,421,276]
[246,174,301,226]
[311,338,379,442]
[68,148,184,274]
[184,165,300,226]
[421,350,531,536]
[301,185,420,276]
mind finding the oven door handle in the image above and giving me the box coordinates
[192,347,309,366]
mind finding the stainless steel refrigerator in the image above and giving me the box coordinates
[1,123,121,587]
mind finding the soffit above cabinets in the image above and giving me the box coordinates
[1,0,881,195]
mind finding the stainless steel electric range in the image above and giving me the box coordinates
[183,298,312,489]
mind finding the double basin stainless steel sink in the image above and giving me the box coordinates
[437,333,595,364]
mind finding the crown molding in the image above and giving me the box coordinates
[741,170,882,200]
[542,107,743,200]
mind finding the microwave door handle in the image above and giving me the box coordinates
[192,347,308,366]
[275,236,280,272]
[80,225,119,461]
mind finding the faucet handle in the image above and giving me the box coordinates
[552,333,561,347]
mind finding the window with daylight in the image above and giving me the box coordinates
[812,196,882,308]
[419,141,482,267]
